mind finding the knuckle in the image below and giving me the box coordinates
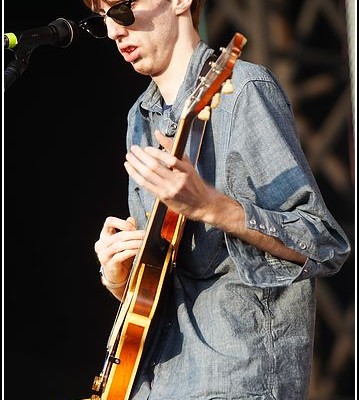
[105,216,115,225]
[94,240,101,253]
[147,159,159,173]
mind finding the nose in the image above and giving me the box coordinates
[106,17,128,40]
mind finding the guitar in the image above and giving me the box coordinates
[87,32,247,400]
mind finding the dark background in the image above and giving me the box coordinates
[4,1,355,400]
[4,2,150,399]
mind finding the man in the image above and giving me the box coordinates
[79,1,351,399]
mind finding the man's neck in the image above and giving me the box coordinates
[153,31,201,105]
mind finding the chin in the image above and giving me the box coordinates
[132,62,154,77]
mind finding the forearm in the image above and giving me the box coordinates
[200,186,306,266]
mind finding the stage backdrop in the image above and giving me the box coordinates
[4,1,355,400]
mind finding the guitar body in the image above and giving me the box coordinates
[101,245,172,400]
[101,260,167,400]
[91,200,185,400]
[87,32,247,400]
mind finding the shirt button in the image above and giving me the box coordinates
[269,227,277,233]
[249,219,256,225]
[299,242,307,250]
[259,224,266,229]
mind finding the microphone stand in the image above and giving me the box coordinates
[4,46,34,91]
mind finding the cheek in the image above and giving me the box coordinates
[155,20,178,50]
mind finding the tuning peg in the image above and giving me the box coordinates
[198,106,211,121]
[222,79,233,94]
[211,93,221,109]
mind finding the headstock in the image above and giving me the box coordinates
[182,32,247,121]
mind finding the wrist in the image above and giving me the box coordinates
[202,191,245,235]
[99,265,127,289]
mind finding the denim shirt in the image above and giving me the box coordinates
[125,41,351,400]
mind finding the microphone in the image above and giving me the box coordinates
[4,17,79,50]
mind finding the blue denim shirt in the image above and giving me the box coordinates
[126,41,350,400]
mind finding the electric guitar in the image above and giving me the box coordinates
[86,32,247,400]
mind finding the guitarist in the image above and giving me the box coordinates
[80,0,351,399]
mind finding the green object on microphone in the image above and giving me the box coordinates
[5,32,18,49]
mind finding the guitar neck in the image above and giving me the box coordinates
[171,112,197,159]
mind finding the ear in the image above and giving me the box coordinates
[173,0,192,16]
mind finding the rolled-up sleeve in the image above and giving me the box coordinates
[221,71,351,287]
[225,198,351,287]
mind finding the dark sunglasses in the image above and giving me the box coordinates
[79,0,136,39]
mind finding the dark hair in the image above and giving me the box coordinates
[190,0,205,31]
[82,0,206,31]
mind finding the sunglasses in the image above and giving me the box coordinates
[79,0,136,39]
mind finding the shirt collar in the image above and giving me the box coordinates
[140,41,214,120]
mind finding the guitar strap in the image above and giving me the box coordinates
[189,52,218,166]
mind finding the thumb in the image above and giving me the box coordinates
[126,216,137,229]
[155,130,173,152]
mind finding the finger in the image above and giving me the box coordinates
[100,216,119,237]
[100,216,137,239]
[97,238,143,266]
[124,160,158,191]
[96,227,145,254]
[143,146,181,170]
[128,145,166,170]
[111,249,138,265]
[126,147,172,184]
[129,144,182,173]
[96,230,144,261]
[154,130,193,169]
[126,216,137,228]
